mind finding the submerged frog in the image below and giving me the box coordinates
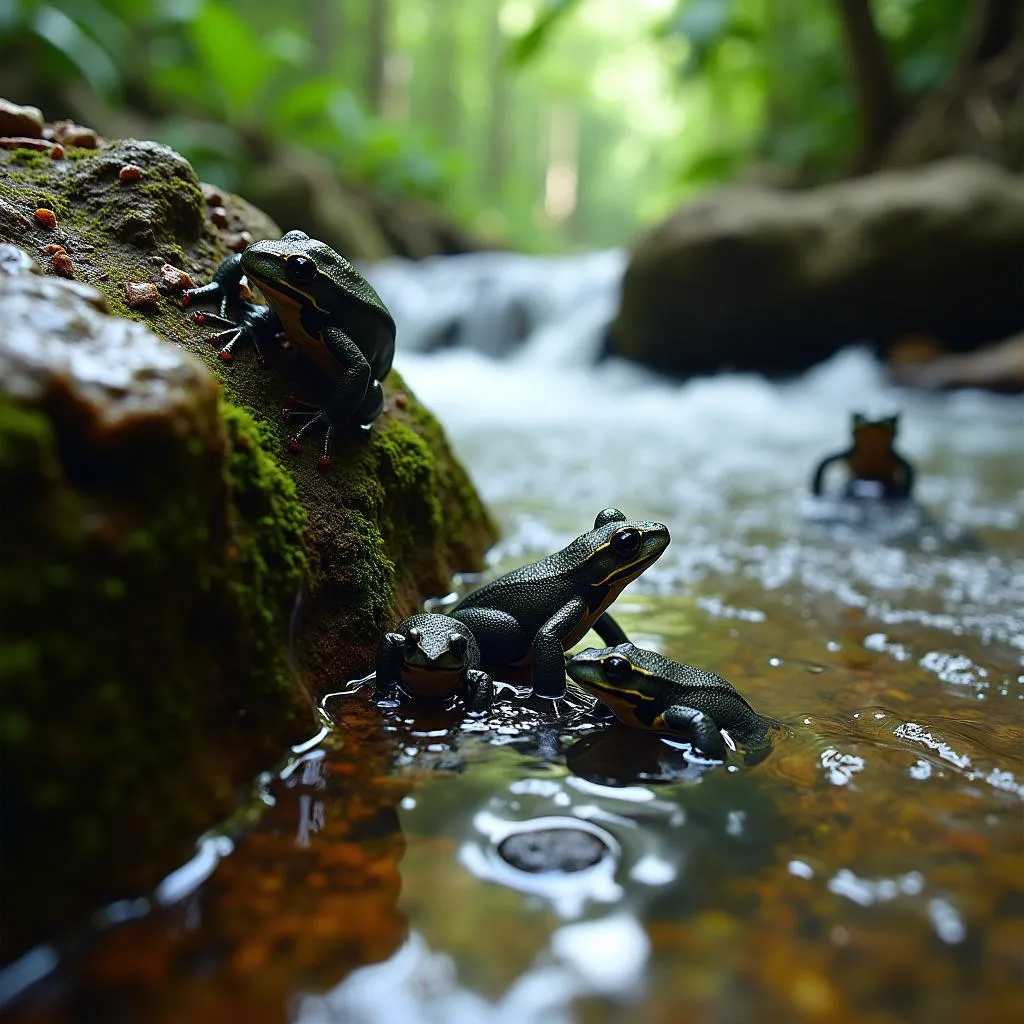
[566,643,773,758]
[183,230,396,468]
[449,508,670,700]
[811,413,914,500]
[374,613,494,712]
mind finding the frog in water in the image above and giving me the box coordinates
[811,413,914,500]
[374,613,494,712]
[449,509,670,700]
[566,643,774,758]
[183,230,396,468]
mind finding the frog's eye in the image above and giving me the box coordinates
[286,255,318,283]
[448,633,468,657]
[610,528,641,557]
[603,655,632,682]
[404,628,421,648]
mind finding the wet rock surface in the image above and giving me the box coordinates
[612,158,1024,377]
[0,113,496,961]
[498,828,608,874]
[0,254,311,962]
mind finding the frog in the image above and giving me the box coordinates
[565,642,774,758]
[183,230,396,468]
[449,508,670,701]
[811,413,914,500]
[373,613,493,712]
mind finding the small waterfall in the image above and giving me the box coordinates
[364,249,626,364]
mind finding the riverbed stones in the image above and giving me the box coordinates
[611,159,1024,377]
[498,827,610,873]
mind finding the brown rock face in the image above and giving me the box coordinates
[0,259,314,961]
[612,159,1024,377]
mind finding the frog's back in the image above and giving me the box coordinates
[452,552,578,622]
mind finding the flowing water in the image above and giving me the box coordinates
[4,252,1022,1023]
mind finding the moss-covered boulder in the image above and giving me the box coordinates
[0,123,496,960]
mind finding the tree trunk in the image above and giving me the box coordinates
[366,0,388,115]
[431,0,460,148]
[958,0,1024,74]
[483,0,508,191]
[835,0,904,171]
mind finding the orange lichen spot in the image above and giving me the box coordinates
[118,163,143,184]
[159,262,195,292]
[33,207,57,229]
[50,249,74,278]
[124,281,159,308]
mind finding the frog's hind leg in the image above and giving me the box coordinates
[283,410,334,470]
[661,704,727,759]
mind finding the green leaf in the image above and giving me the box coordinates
[188,1,275,119]
[32,4,121,96]
[509,0,586,66]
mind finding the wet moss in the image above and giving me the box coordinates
[220,400,308,709]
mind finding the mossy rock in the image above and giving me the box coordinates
[0,131,496,960]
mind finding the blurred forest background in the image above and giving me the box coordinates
[0,0,1021,251]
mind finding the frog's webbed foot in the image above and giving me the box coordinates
[281,397,335,471]
[190,310,268,365]
[462,669,494,714]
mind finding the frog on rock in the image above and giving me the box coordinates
[566,643,775,758]
[449,509,670,701]
[374,613,494,712]
[811,413,915,500]
[183,230,396,468]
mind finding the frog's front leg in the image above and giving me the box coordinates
[192,304,279,364]
[532,597,587,699]
[810,450,849,496]
[661,704,727,758]
[891,454,915,499]
[284,327,375,469]
[182,253,246,319]
[461,668,494,713]
[373,632,407,702]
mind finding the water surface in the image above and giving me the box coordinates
[4,255,1022,1023]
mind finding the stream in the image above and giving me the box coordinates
[4,251,1022,1023]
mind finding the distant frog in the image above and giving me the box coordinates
[811,413,914,499]
[449,509,670,700]
[183,230,396,468]
[374,613,494,712]
[566,643,774,758]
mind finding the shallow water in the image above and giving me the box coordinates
[4,259,1023,1022]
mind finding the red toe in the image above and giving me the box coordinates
[287,437,301,452]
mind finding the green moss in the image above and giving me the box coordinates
[7,148,51,169]
[220,401,307,707]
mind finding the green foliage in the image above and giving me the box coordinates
[0,0,983,249]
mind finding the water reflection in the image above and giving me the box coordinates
[294,915,650,1024]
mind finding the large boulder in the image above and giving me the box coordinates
[0,122,497,959]
[611,159,1024,377]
